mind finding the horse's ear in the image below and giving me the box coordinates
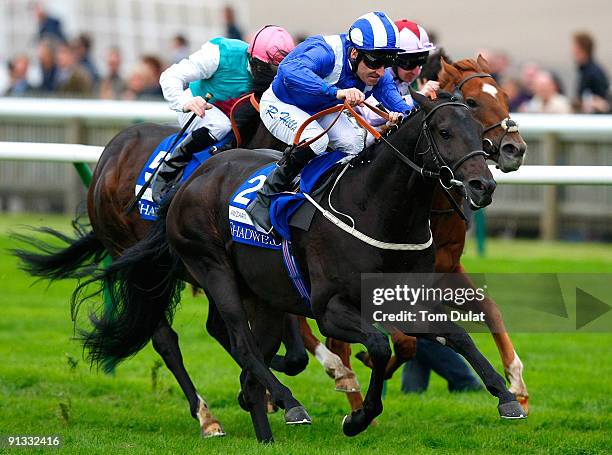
[476,53,492,73]
[410,88,434,112]
[440,57,461,82]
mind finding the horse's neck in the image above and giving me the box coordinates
[347,116,435,242]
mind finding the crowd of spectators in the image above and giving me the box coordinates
[469,31,610,114]
[2,4,610,114]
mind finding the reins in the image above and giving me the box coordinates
[230,93,260,148]
[294,100,485,222]
[292,98,489,248]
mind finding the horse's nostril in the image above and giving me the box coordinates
[468,179,484,192]
[502,142,525,158]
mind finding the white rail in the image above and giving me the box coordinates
[1,98,612,137]
[0,141,611,186]
[0,98,175,122]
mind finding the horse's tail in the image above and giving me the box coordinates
[12,219,107,281]
[74,206,183,373]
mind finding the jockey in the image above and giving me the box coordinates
[152,26,295,203]
[247,11,411,233]
[360,19,438,132]
[393,20,438,101]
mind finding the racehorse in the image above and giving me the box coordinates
[79,91,526,442]
[298,55,530,413]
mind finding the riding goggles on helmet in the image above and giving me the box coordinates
[360,51,396,69]
[395,51,430,70]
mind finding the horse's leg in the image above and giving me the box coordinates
[185,263,309,428]
[151,320,225,437]
[270,314,309,376]
[355,328,417,380]
[383,328,418,379]
[449,265,529,412]
[325,338,362,409]
[421,321,526,419]
[297,316,360,395]
[318,295,390,436]
[245,302,310,443]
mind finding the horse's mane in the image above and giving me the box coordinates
[438,58,486,90]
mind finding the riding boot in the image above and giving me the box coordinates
[151,127,217,204]
[246,146,317,233]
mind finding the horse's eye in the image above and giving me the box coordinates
[466,98,478,108]
[440,129,451,139]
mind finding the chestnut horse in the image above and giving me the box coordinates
[298,55,530,413]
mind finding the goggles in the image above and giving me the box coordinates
[359,51,396,69]
[395,51,430,71]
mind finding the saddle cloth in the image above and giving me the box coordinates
[228,150,348,248]
[135,132,232,221]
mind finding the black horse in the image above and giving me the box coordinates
[77,91,524,442]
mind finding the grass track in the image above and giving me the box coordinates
[0,214,611,454]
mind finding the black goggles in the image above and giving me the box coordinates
[395,51,430,71]
[359,51,396,69]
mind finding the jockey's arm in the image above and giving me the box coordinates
[277,41,338,103]
[372,71,412,116]
[160,41,220,112]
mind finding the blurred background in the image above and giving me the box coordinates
[0,0,611,242]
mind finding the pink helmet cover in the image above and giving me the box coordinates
[248,25,296,65]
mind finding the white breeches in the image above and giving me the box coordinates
[259,87,366,155]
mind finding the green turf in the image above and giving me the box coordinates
[1,214,611,454]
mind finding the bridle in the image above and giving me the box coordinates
[456,72,520,156]
[293,99,488,222]
[409,101,488,220]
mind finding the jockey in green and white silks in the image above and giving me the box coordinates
[247,12,411,233]
[152,26,295,203]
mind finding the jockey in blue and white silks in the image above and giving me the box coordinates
[151,26,295,203]
[248,11,411,232]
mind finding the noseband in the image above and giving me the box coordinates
[418,101,488,190]
[456,72,520,155]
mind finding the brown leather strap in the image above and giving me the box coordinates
[230,93,261,148]
[293,101,385,148]
[249,93,260,112]
[362,100,390,121]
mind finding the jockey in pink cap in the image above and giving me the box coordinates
[152,25,295,203]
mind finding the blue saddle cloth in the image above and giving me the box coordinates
[227,150,347,247]
[270,150,348,240]
[135,132,232,221]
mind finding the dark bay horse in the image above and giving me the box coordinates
[83,92,526,442]
[299,55,530,413]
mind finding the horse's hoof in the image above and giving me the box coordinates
[342,410,368,437]
[201,421,226,438]
[284,405,311,425]
[498,400,527,419]
[516,394,529,415]
[335,375,361,393]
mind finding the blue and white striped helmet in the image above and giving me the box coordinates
[348,12,403,53]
